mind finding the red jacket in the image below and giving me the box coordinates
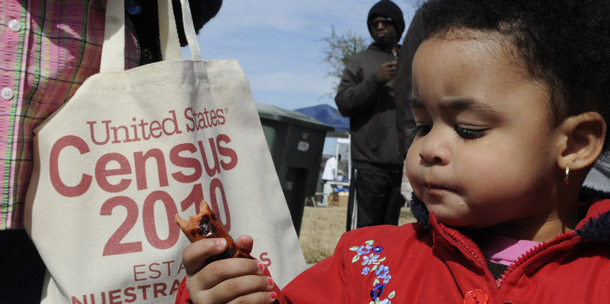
[176,195,610,304]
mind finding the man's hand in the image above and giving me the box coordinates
[376,61,397,83]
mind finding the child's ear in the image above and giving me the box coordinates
[556,111,607,170]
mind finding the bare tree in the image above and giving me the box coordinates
[320,26,369,97]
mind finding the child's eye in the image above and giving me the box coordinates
[455,125,486,139]
[414,125,431,137]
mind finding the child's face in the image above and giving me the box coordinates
[406,32,563,229]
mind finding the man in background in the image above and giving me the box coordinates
[335,0,405,231]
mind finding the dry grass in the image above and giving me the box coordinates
[298,206,416,264]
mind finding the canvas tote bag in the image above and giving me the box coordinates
[24,0,307,302]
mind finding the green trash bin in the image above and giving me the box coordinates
[256,103,333,235]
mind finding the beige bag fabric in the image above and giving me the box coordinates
[24,0,306,302]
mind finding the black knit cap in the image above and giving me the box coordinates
[367,0,405,41]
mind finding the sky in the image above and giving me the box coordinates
[189,0,418,111]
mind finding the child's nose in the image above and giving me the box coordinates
[418,127,451,165]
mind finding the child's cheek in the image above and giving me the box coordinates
[405,147,423,192]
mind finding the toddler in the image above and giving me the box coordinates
[175,0,610,303]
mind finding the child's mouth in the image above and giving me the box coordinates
[422,182,454,199]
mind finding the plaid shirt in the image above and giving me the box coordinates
[0,0,139,229]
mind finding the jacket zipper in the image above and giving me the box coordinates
[439,224,484,264]
[440,224,577,288]
[497,232,575,287]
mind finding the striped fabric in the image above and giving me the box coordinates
[0,0,140,229]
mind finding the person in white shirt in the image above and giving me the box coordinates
[322,155,342,204]
[322,155,340,181]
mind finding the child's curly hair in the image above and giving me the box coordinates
[418,0,610,149]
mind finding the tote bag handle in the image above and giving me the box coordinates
[100,0,202,73]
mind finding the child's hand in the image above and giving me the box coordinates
[182,235,277,304]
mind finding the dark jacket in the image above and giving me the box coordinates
[335,43,402,170]
[129,0,222,64]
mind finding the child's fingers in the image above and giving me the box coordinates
[193,291,277,304]
[234,235,254,254]
[190,274,276,304]
[182,238,228,275]
[193,257,264,290]
[226,291,278,304]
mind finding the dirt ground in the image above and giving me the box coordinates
[298,206,416,263]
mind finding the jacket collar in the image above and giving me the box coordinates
[368,42,401,54]
[410,186,610,242]
[575,187,610,241]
